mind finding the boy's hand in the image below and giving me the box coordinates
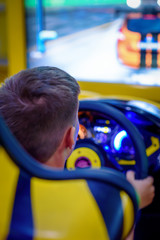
[126,170,155,209]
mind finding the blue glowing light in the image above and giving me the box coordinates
[104,145,109,151]
[114,130,128,151]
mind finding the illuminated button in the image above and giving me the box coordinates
[114,130,128,151]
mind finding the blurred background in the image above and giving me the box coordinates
[0,0,160,101]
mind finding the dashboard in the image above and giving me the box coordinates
[67,99,160,174]
[100,99,160,172]
[78,110,135,171]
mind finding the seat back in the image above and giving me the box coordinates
[0,116,139,240]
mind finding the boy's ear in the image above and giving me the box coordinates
[65,126,76,150]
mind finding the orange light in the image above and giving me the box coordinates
[145,33,152,68]
[78,124,87,140]
[146,51,152,68]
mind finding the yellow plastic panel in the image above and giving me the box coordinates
[120,190,135,239]
[0,0,7,59]
[0,147,20,239]
[31,178,109,240]
[78,81,160,104]
[6,0,26,76]
[0,0,8,81]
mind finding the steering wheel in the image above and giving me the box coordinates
[67,100,148,179]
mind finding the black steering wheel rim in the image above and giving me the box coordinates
[79,100,148,179]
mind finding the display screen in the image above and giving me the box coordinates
[25,0,160,86]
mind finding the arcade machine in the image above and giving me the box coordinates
[0,0,160,239]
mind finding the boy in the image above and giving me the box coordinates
[0,66,154,239]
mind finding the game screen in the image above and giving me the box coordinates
[25,0,160,86]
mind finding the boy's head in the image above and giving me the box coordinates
[0,66,80,164]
